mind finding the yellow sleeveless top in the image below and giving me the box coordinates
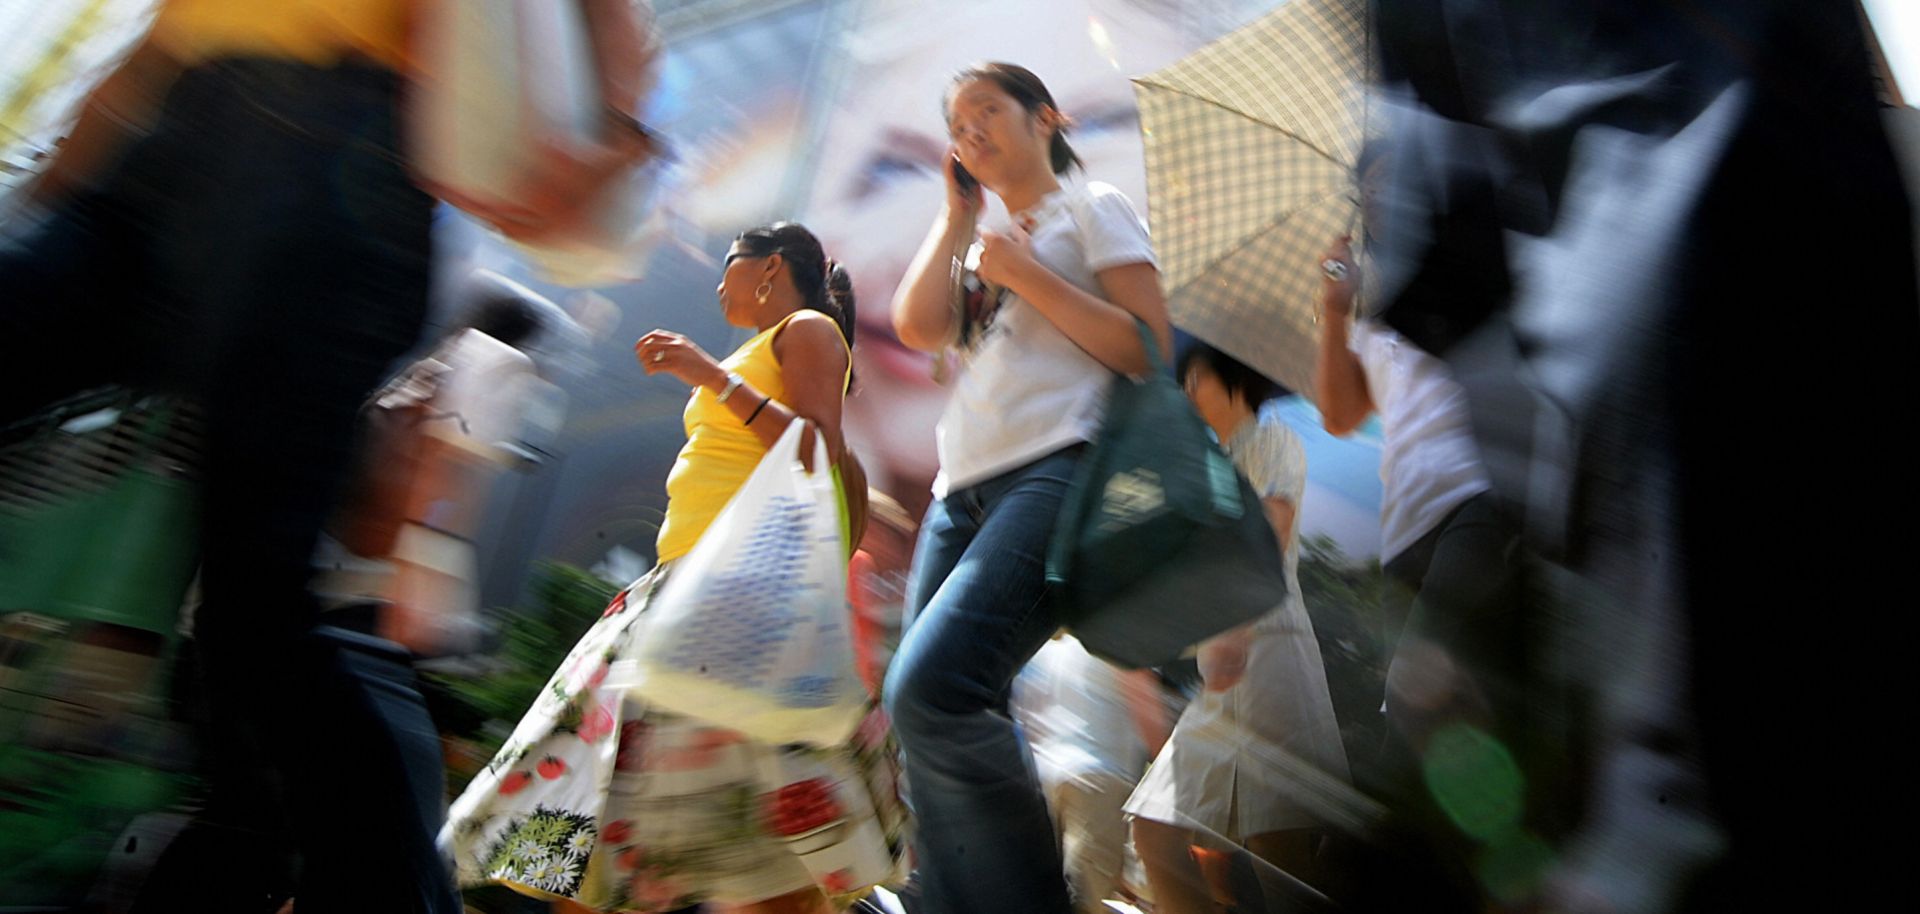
[655,311,851,562]
[150,0,412,70]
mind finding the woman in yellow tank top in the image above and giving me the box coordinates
[443,222,906,914]
[645,225,858,563]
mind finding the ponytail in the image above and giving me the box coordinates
[733,221,857,380]
[819,258,857,350]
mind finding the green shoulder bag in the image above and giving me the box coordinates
[1046,322,1288,668]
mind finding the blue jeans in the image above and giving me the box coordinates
[883,446,1081,914]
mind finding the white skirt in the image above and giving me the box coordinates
[1124,593,1351,839]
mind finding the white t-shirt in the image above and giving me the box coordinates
[1228,418,1307,617]
[430,328,537,456]
[932,181,1157,497]
[1349,319,1491,561]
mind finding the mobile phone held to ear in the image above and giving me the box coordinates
[951,155,979,196]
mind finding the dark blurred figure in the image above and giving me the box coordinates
[1360,1,1918,911]
[1315,152,1534,912]
[0,2,653,912]
[318,272,553,659]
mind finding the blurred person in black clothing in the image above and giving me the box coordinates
[1359,1,1918,911]
[0,3,656,911]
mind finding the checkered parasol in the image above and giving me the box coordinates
[1132,0,1367,400]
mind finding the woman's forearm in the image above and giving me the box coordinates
[1315,315,1373,436]
[1009,260,1170,375]
[700,374,844,465]
[580,0,654,112]
[891,205,972,352]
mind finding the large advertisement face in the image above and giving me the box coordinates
[445,0,1382,592]
[1,0,1383,599]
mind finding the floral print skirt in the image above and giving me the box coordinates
[441,563,911,912]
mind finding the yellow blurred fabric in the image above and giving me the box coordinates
[655,311,851,563]
[149,0,411,69]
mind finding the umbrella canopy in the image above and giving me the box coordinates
[1132,0,1368,400]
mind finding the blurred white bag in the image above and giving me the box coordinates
[511,159,669,287]
[608,421,867,747]
[409,0,665,286]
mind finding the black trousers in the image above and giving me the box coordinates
[1380,492,1530,739]
[0,58,456,913]
[1337,493,1538,913]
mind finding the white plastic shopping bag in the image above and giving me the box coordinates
[409,0,601,201]
[607,421,866,746]
[408,0,666,286]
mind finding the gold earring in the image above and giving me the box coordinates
[755,282,773,304]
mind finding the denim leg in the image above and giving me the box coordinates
[900,492,971,635]
[883,449,1079,914]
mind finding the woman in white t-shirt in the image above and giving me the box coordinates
[1125,344,1350,909]
[884,61,1171,914]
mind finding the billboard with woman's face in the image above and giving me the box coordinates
[443,0,1380,605]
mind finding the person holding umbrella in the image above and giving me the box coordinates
[1314,147,1527,757]
[885,62,1171,914]
[1314,147,1534,910]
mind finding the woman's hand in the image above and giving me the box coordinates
[1314,233,1377,435]
[891,150,984,351]
[1319,234,1357,321]
[943,145,984,217]
[432,129,657,246]
[1197,623,1256,692]
[635,330,726,391]
[977,223,1040,290]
